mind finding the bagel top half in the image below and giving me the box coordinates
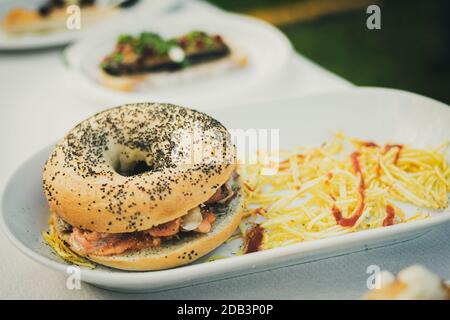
[43,103,236,233]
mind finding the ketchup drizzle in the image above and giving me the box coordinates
[332,152,366,227]
[244,224,264,254]
[384,144,403,165]
[383,204,396,226]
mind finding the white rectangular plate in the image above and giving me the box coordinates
[2,87,449,292]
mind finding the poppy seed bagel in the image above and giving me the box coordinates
[43,102,237,234]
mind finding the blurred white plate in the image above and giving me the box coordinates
[0,0,177,50]
[64,12,292,106]
[1,88,449,292]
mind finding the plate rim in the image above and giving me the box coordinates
[0,0,180,51]
[1,86,449,286]
[63,11,294,105]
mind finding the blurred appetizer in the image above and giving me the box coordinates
[1,0,139,35]
[100,31,248,91]
[364,265,450,300]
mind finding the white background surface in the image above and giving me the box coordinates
[0,0,449,299]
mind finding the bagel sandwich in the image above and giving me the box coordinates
[42,103,243,271]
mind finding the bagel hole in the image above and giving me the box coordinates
[117,160,154,177]
[105,144,155,177]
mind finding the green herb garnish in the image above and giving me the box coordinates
[111,52,123,63]
[117,34,134,44]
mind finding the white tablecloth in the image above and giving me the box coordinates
[1,0,449,299]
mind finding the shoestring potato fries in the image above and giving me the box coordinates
[239,133,450,251]
[42,222,95,269]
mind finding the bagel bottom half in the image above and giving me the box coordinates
[55,183,244,271]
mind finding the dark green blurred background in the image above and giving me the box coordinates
[206,0,450,104]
